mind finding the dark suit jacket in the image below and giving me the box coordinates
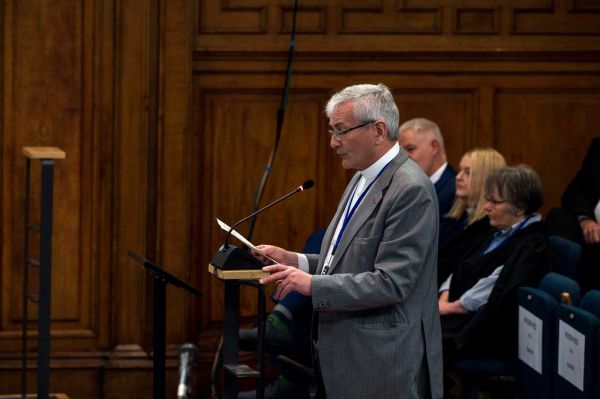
[434,163,456,220]
[562,137,600,219]
[560,137,600,292]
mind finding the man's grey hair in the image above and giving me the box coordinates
[398,118,446,153]
[325,83,399,141]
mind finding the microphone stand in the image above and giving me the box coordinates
[246,0,300,241]
[212,182,311,271]
[209,2,301,398]
[224,184,304,248]
[127,251,202,399]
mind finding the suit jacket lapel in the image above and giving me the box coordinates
[325,152,406,274]
[316,173,362,274]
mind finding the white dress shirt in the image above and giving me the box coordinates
[297,143,400,272]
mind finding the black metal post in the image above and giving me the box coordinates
[222,282,240,399]
[37,159,54,399]
[153,277,167,399]
[256,284,266,399]
[21,159,31,399]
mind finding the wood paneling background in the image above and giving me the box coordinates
[1,0,599,397]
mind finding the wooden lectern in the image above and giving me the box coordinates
[208,263,268,399]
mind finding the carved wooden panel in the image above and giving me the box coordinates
[395,90,476,167]
[0,0,110,352]
[0,0,599,397]
[495,89,600,215]
[193,90,346,330]
[197,0,600,52]
[454,8,498,35]
[513,1,600,34]
[340,2,443,34]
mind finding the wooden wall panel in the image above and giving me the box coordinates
[395,90,476,170]
[195,0,600,52]
[0,0,110,353]
[0,0,599,397]
[192,1,600,389]
[513,3,600,34]
[495,89,600,215]
[195,91,337,325]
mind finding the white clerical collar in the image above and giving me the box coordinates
[360,143,399,181]
[429,162,448,184]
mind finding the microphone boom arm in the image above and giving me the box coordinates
[224,181,310,248]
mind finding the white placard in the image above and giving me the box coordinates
[518,306,543,374]
[557,320,585,392]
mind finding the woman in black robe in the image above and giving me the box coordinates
[438,165,557,362]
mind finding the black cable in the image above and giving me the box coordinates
[246,0,300,241]
[209,1,301,396]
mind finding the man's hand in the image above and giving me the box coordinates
[252,245,299,266]
[580,218,600,244]
[259,264,312,300]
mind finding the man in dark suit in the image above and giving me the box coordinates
[561,137,600,292]
[256,84,443,399]
[398,118,456,221]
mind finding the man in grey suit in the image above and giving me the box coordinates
[257,84,443,399]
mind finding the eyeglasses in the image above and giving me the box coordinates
[484,196,507,206]
[328,120,375,141]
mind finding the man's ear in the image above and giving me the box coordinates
[430,138,440,154]
[373,121,387,143]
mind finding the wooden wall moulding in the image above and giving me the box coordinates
[570,0,600,12]
[199,1,268,33]
[513,1,600,35]
[281,5,326,34]
[340,2,442,34]
[454,8,499,35]
[195,0,600,53]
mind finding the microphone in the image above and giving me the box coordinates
[177,342,198,399]
[224,179,314,248]
[210,179,315,270]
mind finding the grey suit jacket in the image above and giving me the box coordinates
[308,150,443,399]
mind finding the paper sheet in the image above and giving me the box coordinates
[216,218,277,264]
[518,306,543,374]
[557,320,585,391]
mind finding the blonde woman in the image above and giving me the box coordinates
[437,149,506,284]
[439,148,507,247]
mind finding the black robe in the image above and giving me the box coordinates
[437,216,494,286]
[441,221,557,359]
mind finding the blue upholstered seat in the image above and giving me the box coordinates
[548,235,582,279]
[554,290,600,399]
[515,272,581,399]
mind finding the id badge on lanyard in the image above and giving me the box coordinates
[321,253,334,275]
[321,159,392,276]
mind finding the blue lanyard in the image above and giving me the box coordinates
[332,161,392,254]
[481,214,534,255]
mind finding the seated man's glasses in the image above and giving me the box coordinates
[328,120,375,141]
